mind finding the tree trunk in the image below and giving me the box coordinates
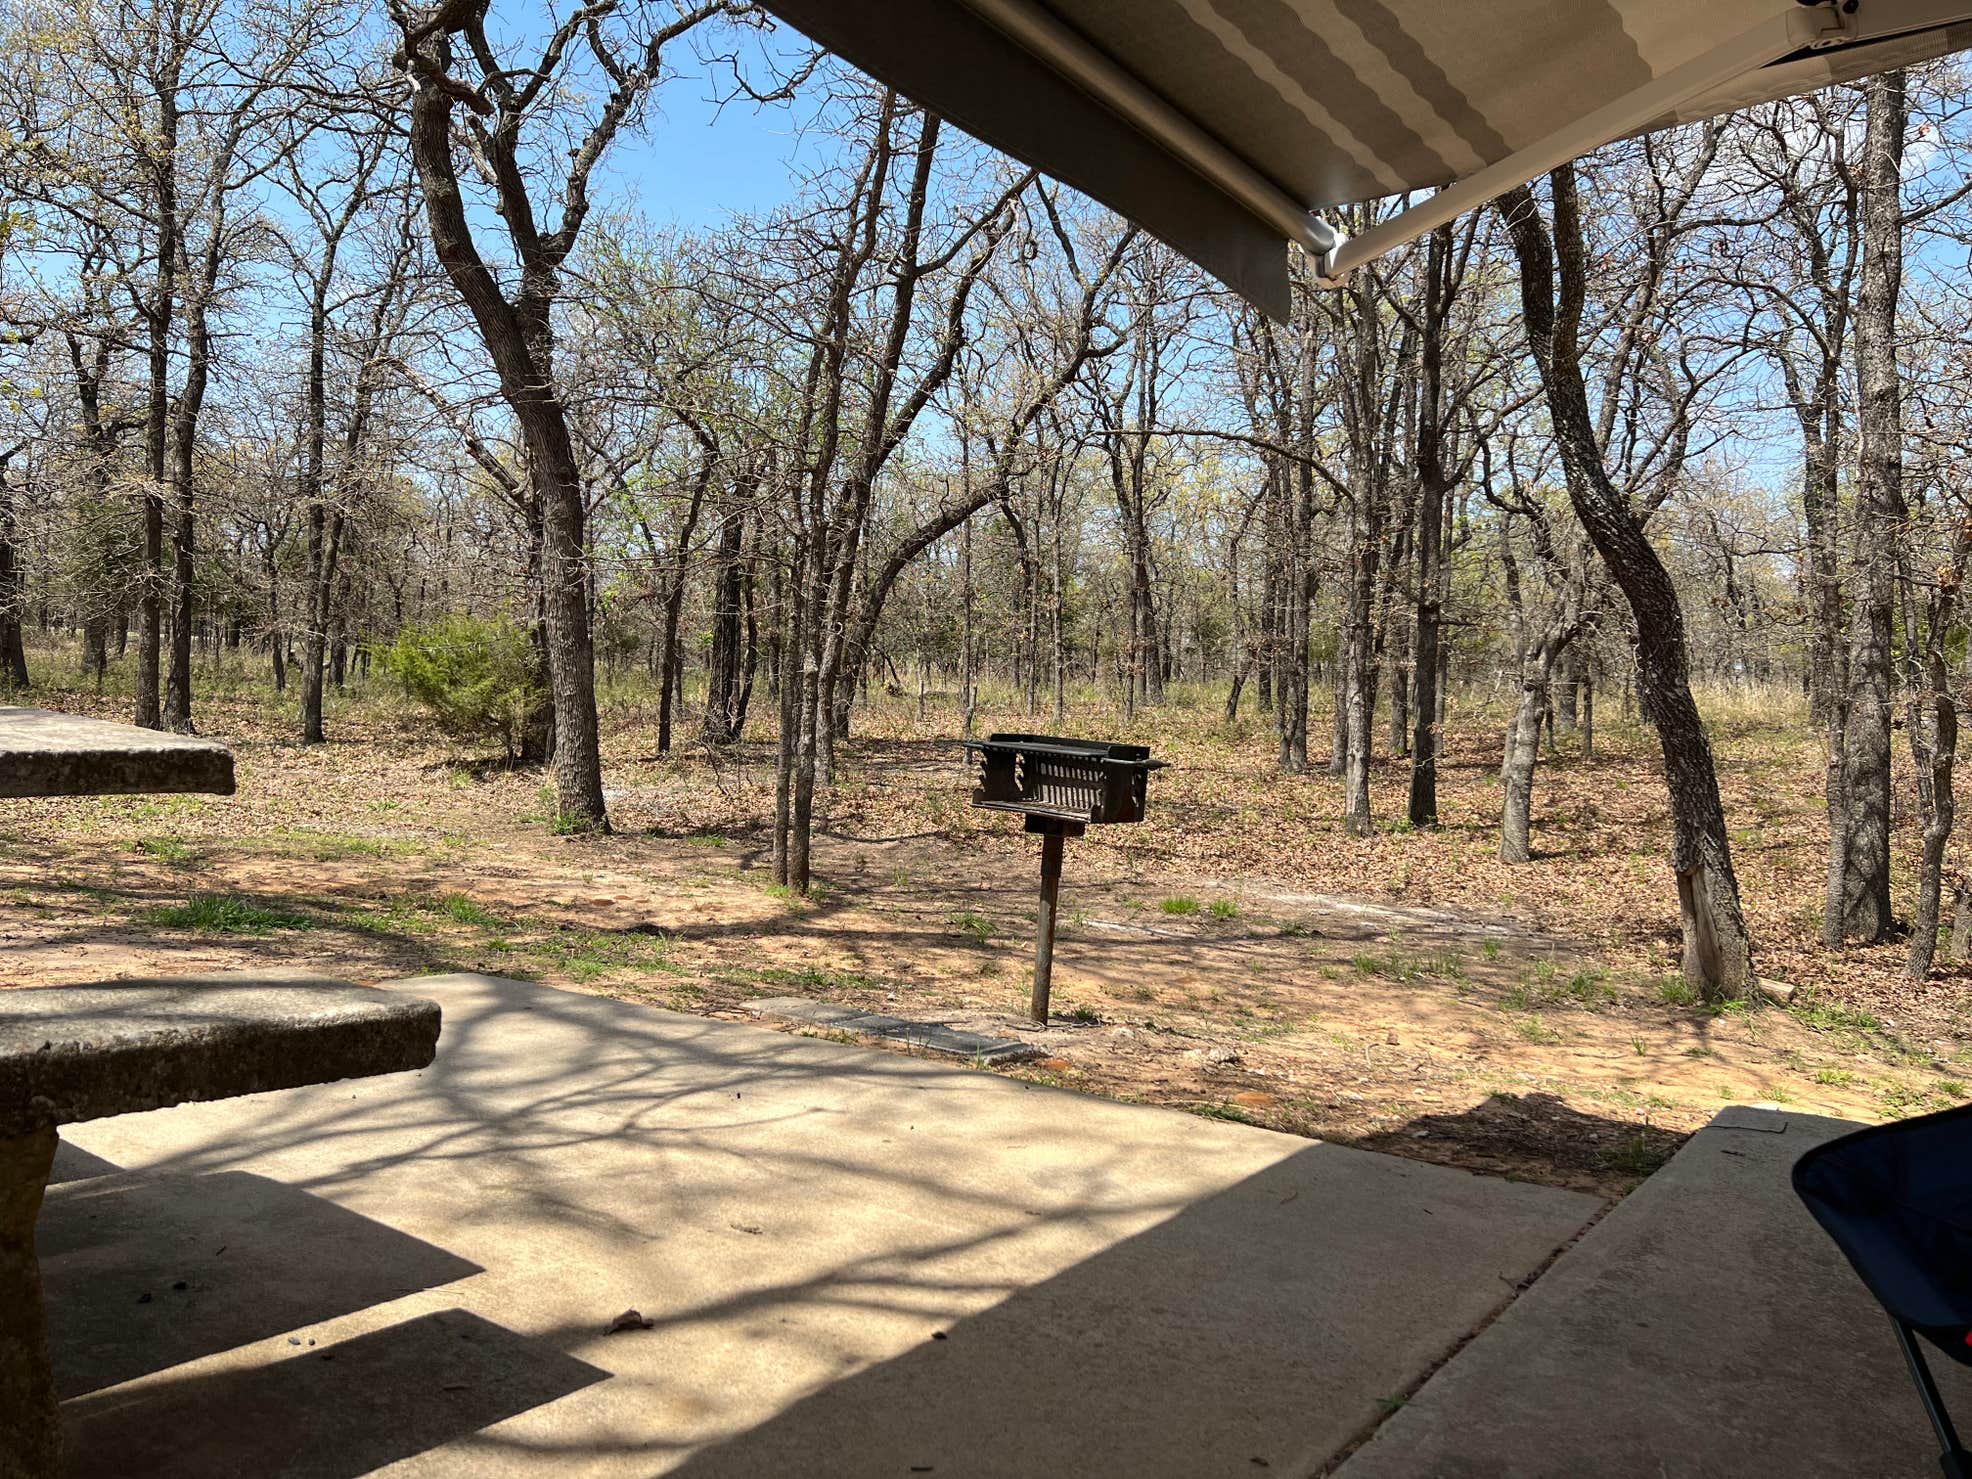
[403,24,609,831]
[1501,169,1753,999]
[1342,497,1380,837]
[702,498,748,746]
[1836,71,1908,944]
[1408,226,1456,827]
[1500,651,1556,864]
[0,453,28,690]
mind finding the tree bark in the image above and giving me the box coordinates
[1836,70,1908,944]
[1500,168,1754,999]
[0,449,28,689]
[400,20,615,830]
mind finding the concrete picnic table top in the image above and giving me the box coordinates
[0,705,234,799]
[0,975,443,1139]
[0,977,441,1479]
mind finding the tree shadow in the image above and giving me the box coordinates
[53,975,1599,1477]
[1356,1092,1686,1189]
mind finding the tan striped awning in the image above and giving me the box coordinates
[759,1,1972,316]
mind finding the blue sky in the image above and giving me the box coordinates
[597,27,834,230]
[606,85,813,228]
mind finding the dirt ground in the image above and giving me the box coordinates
[6,673,1969,1199]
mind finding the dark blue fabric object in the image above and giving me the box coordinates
[1794,1102,1972,1365]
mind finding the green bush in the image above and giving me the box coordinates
[382,614,545,759]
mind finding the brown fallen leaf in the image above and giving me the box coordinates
[607,1309,655,1334]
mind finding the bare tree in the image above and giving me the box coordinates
[391,0,745,828]
[1500,158,1754,999]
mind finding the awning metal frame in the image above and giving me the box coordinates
[952,0,1972,291]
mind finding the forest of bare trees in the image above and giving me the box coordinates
[6,2,1972,1002]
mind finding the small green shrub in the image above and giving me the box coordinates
[1160,895,1201,916]
[381,614,545,760]
[1208,899,1239,919]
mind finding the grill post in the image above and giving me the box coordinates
[1032,824,1067,1023]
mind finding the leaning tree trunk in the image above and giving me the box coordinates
[403,25,607,831]
[1501,169,1753,999]
[1409,225,1457,826]
[163,289,213,734]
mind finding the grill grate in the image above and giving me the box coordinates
[959,733,1165,827]
[955,733,1169,1024]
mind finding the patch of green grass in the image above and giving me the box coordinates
[272,830,397,862]
[762,880,825,910]
[1064,1004,1102,1025]
[523,925,683,982]
[144,894,318,935]
[1789,992,1930,1065]
[1159,895,1201,916]
[718,963,884,995]
[1208,898,1239,920]
[435,892,507,929]
[1480,939,1502,962]
[1599,1131,1675,1179]
[1655,977,1700,1008]
[136,835,193,865]
[1514,1014,1561,1045]
[1352,950,1465,984]
[1812,1067,1864,1088]
[1791,996,1882,1034]
[948,909,995,943]
[1507,961,1615,1011]
[1881,1082,1957,1119]
[687,832,729,848]
[1190,1100,1254,1124]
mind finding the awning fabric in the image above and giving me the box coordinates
[758,1,1972,318]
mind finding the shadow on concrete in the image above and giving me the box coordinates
[54,975,1596,1476]
[62,1307,607,1479]
[48,1139,121,1185]
[42,1169,481,1397]
[657,1141,1589,1479]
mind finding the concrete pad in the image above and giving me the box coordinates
[1336,1107,1972,1479]
[50,974,1597,1477]
[744,995,1044,1063]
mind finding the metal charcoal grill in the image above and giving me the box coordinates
[957,734,1167,1022]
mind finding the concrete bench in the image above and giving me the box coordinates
[0,974,440,1479]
